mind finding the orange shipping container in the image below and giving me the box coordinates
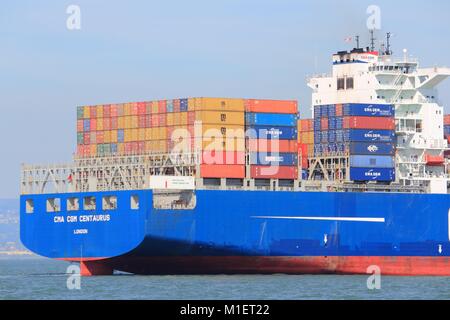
[444,115,450,125]
[195,111,244,125]
[245,99,298,114]
[298,119,313,132]
[77,120,83,132]
[247,139,298,153]
[83,106,90,119]
[200,164,245,178]
[194,98,245,112]
[343,116,395,130]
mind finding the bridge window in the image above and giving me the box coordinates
[83,196,96,211]
[46,198,61,213]
[131,195,139,210]
[103,196,118,211]
[346,77,354,89]
[67,198,79,211]
[337,78,345,90]
[25,199,34,214]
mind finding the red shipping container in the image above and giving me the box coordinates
[298,119,313,132]
[103,118,111,130]
[187,111,195,124]
[90,119,97,131]
[151,115,159,127]
[158,100,167,113]
[201,151,245,165]
[336,104,343,117]
[110,117,118,130]
[250,166,298,179]
[301,157,308,169]
[245,99,298,114]
[200,165,245,178]
[343,116,395,130]
[125,142,132,155]
[146,115,152,128]
[248,139,297,153]
[298,143,309,158]
[103,105,111,118]
[117,104,124,117]
[77,120,83,133]
[444,115,450,125]
[110,104,118,117]
[130,103,138,115]
[321,118,329,130]
[137,102,146,115]
[137,141,145,154]
[83,133,90,145]
[138,115,146,128]
[173,99,181,112]
[96,131,104,144]
[159,114,167,127]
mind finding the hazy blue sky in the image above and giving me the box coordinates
[2,0,450,198]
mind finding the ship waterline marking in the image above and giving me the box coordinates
[252,216,385,223]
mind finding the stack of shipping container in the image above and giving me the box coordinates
[246,100,299,180]
[312,103,396,182]
[77,98,298,180]
[297,119,313,180]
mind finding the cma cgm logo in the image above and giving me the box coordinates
[364,131,381,140]
[364,106,382,115]
[266,128,282,135]
[367,145,379,153]
[365,170,381,178]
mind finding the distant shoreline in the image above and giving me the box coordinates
[0,251,34,256]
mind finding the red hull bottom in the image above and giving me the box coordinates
[70,256,450,277]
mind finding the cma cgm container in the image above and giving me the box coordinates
[350,167,395,182]
[350,155,395,168]
[343,103,394,117]
[340,129,396,142]
[250,153,298,166]
[348,142,395,156]
[247,126,297,140]
[246,113,297,127]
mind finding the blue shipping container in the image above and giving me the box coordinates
[348,142,395,156]
[336,117,343,129]
[327,105,336,117]
[343,103,394,117]
[343,129,396,142]
[328,117,336,130]
[328,130,336,143]
[350,167,395,182]
[314,106,321,118]
[444,125,450,136]
[247,126,297,140]
[246,113,297,127]
[180,99,188,112]
[250,152,298,166]
[350,155,395,168]
[320,131,328,143]
[83,120,90,131]
[118,130,124,143]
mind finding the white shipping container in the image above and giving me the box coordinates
[149,176,195,190]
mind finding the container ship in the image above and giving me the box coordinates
[20,34,450,276]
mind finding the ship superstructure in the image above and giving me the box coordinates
[308,37,450,193]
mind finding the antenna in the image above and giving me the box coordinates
[356,35,360,49]
[370,30,376,52]
[386,32,392,55]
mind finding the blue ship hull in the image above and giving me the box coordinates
[20,190,450,275]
